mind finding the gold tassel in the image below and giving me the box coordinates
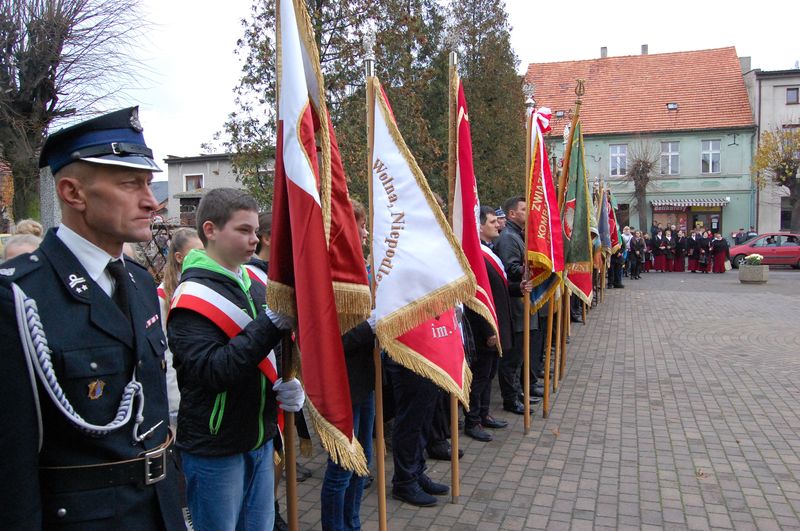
[303,400,370,476]
[266,281,297,317]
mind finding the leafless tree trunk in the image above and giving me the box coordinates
[626,138,659,231]
[0,0,146,220]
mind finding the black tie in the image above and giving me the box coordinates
[106,259,131,319]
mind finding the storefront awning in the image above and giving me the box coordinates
[650,198,730,209]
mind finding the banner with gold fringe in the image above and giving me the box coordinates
[370,77,475,406]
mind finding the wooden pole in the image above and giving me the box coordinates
[447,51,461,503]
[365,49,388,531]
[560,287,569,377]
[582,301,587,323]
[522,109,535,434]
[553,295,561,391]
[280,334,299,531]
[542,295,554,417]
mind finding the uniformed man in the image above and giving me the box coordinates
[0,108,185,530]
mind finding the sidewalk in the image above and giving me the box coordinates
[289,269,800,530]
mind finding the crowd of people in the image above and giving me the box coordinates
[606,222,734,287]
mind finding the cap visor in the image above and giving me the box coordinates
[81,154,162,172]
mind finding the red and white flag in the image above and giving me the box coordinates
[451,79,500,350]
[266,0,369,474]
[370,78,476,405]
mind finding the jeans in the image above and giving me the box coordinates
[181,440,275,531]
[320,393,376,531]
[384,358,439,488]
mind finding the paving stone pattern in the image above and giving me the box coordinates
[287,269,800,530]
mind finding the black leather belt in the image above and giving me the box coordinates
[40,431,174,493]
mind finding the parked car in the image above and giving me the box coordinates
[730,232,800,269]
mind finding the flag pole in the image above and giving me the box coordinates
[543,292,554,417]
[364,35,388,531]
[522,82,539,433]
[557,80,585,381]
[274,2,299,529]
[447,49,461,504]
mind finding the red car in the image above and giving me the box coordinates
[730,232,800,269]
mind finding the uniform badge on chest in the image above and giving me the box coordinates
[88,379,106,400]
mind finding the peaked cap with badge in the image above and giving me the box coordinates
[0,108,184,530]
[40,106,162,174]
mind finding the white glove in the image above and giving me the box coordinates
[266,307,296,330]
[367,309,377,332]
[273,378,305,412]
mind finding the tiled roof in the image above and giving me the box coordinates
[524,47,755,136]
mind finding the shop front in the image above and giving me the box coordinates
[650,198,730,234]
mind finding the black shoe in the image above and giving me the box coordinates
[529,395,542,405]
[613,284,625,288]
[419,474,450,495]
[296,463,312,482]
[531,385,545,398]
[535,370,545,379]
[274,501,288,531]
[392,484,438,507]
[481,415,508,429]
[570,315,583,323]
[465,424,493,442]
[427,445,463,461]
[503,401,525,415]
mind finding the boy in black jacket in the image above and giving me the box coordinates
[167,188,303,531]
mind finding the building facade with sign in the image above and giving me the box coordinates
[524,46,756,237]
[743,66,800,232]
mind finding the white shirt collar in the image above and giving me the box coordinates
[57,224,124,296]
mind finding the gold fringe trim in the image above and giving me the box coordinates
[265,280,297,318]
[303,399,369,476]
[464,295,502,356]
[529,275,562,314]
[333,281,372,333]
[294,0,332,244]
[382,335,472,409]
[564,276,592,306]
[372,77,477,298]
[299,437,313,458]
[375,274,474,342]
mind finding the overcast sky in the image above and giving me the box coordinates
[133,0,799,178]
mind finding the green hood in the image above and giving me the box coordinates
[182,248,252,294]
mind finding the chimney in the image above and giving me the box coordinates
[600,46,608,58]
[641,44,648,55]
[739,56,752,73]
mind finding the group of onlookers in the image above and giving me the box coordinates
[614,222,736,284]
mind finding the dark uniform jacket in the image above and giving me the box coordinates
[0,230,184,530]
[168,263,283,457]
[494,220,539,333]
[663,237,676,259]
[465,248,522,357]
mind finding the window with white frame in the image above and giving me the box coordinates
[700,140,720,174]
[660,141,680,175]
[184,174,204,191]
[609,144,627,176]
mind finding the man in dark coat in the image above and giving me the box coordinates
[0,108,185,530]
[493,196,544,415]
[463,207,514,441]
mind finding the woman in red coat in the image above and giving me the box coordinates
[711,233,730,273]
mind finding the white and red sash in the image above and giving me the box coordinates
[481,243,508,287]
[168,280,283,432]
[244,264,268,288]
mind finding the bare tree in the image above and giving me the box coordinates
[752,127,800,232]
[0,0,146,220]
[625,138,659,230]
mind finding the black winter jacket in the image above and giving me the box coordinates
[168,266,283,456]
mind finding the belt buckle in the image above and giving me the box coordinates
[143,446,167,485]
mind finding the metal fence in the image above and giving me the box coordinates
[131,222,185,283]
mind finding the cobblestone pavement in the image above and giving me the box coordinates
[288,268,800,530]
